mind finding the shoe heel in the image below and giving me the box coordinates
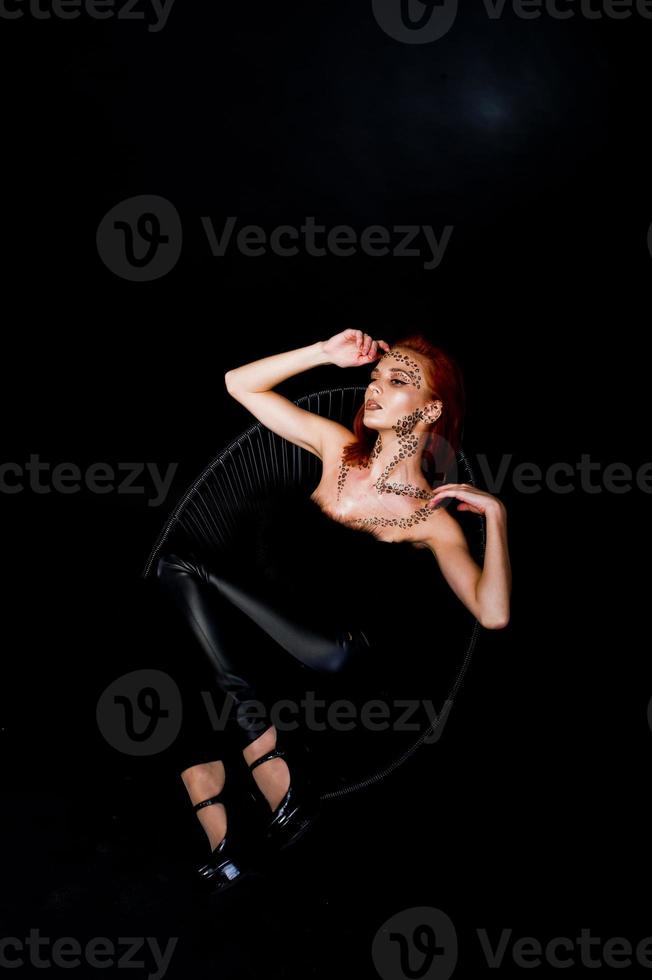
[189,769,260,894]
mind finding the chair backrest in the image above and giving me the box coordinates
[141,385,485,799]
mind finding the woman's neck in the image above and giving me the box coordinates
[364,430,430,490]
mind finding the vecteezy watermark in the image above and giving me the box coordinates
[371,909,652,978]
[0,455,178,507]
[372,907,458,980]
[96,669,453,756]
[96,195,454,281]
[97,196,183,282]
[0,0,175,32]
[200,216,453,271]
[476,928,652,969]
[473,452,652,496]
[0,931,178,979]
[372,0,652,44]
[97,669,184,756]
[201,690,453,747]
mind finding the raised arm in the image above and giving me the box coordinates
[224,331,390,460]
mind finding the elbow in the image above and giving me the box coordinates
[480,611,510,630]
[224,370,239,394]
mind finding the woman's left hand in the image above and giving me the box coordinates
[427,483,505,517]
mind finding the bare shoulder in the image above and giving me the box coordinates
[420,505,469,555]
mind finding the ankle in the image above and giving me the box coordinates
[242,725,277,767]
[242,730,291,812]
[180,761,227,852]
[251,758,291,812]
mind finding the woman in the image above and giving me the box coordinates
[156,328,512,894]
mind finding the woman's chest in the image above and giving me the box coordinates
[310,464,431,547]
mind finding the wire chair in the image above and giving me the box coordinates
[142,385,485,799]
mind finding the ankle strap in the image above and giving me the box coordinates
[193,790,224,812]
[248,748,286,772]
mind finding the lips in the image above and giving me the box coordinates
[366,400,382,410]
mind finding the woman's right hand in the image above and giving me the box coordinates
[321,330,391,368]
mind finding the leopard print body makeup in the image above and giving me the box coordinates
[377,350,423,390]
[338,428,423,499]
[335,410,434,519]
[335,350,441,528]
[345,507,436,531]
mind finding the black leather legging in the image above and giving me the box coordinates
[156,550,377,772]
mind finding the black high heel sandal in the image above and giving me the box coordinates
[191,777,261,894]
[247,739,322,853]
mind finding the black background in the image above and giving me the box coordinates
[1,2,650,978]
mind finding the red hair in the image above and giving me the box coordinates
[342,334,466,487]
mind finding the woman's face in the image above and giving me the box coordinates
[364,347,440,431]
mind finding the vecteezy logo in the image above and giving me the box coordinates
[372,907,458,980]
[372,0,458,43]
[96,669,182,756]
[96,194,182,281]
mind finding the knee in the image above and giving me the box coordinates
[156,552,207,588]
[325,628,372,674]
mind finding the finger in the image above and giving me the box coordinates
[363,333,372,356]
[355,330,363,350]
[378,340,391,352]
[427,491,460,507]
[427,493,447,506]
[370,340,379,359]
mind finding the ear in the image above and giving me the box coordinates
[423,399,443,424]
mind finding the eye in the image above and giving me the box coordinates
[370,374,408,385]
